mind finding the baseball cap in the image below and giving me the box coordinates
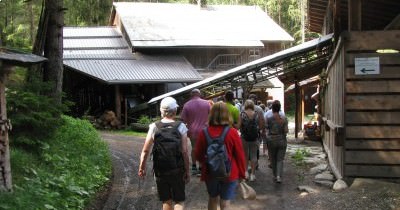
[160,97,179,111]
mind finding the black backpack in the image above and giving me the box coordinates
[240,111,259,141]
[152,121,184,176]
[203,126,231,180]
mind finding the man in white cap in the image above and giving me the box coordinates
[138,96,190,210]
[181,89,211,176]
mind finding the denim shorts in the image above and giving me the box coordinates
[206,179,238,200]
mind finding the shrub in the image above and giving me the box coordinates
[0,116,111,210]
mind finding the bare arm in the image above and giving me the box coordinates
[138,131,154,178]
[181,133,190,184]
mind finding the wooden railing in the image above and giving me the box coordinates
[206,54,242,70]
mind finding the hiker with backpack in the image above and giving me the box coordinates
[266,100,288,183]
[194,101,246,210]
[138,97,190,210]
[181,89,211,176]
[238,99,264,182]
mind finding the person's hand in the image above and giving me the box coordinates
[138,168,146,178]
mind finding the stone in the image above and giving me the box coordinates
[315,173,335,181]
[314,180,334,188]
[309,164,328,174]
[333,179,348,192]
[298,185,318,193]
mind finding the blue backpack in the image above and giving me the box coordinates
[203,126,231,180]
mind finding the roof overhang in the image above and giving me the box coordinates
[148,34,333,105]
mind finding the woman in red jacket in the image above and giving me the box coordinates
[195,101,246,210]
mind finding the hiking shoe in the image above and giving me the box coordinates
[191,167,199,176]
[249,174,256,182]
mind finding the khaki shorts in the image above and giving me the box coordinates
[242,139,259,162]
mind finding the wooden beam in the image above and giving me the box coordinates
[385,14,400,30]
[348,0,362,31]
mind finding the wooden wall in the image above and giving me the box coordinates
[343,31,400,179]
[321,35,345,179]
[322,30,400,179]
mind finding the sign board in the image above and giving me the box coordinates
[355,57,380,75]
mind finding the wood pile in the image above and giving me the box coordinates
[87,110,121,129]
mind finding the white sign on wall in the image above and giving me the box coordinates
[355,57,380,75]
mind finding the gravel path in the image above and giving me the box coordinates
[90,132,400,210]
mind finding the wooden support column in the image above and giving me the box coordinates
[348,0,362,31]
[0,64,13,191]
[115,85,121,123]
[294,81,300,138]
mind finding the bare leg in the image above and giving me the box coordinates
[162,200,173,210]
[174,202,184,210]
[208,196,219,210]
[220,199,231,210]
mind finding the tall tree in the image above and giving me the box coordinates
[43,0,64,104]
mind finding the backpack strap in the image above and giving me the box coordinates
[203,126,230,145]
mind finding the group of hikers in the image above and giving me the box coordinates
[138,89,289,210]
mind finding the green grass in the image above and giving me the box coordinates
[105,129,147,137]
[0,116,112,210]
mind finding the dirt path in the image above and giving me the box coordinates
[94,132,400,210]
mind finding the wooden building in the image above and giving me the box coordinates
[63,2,293,124]
[308,0,400,180]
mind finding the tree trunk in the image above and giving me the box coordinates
[43,0,64,104]
[0,64,13,192]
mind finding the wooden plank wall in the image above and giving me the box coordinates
[344,31,400,179]
[321,38,345,179]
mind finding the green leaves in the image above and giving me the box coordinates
[0,116,112,209]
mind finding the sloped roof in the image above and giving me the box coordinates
[112,2,294,48]
[0,47,47,66]
[63,27,202,84]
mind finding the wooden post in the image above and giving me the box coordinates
[348,0,362,31]
[115,85,121,123]
[294,81,299,138]
[0,64,13,191]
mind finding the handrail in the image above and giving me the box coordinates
[322,117,343,130]
[326,34,345,73]
[206,54,241,70]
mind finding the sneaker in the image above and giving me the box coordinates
[196,167,202,177]
[249,174,256,182]
[191,167,199,176]
[276,176,282,183]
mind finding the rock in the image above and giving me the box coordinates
[333,179,348,192]
[309,164,328,174]
[314,180,334,188]
[315,173,335,181]
[298,185,318,193]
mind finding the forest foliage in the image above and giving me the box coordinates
[0,0,317,51]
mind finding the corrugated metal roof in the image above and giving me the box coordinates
[64,59,201,84]
[113,2,294,48]
[63,27,202,84]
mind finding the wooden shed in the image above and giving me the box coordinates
[308,0,400,180]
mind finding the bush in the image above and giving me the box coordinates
[0,116,112,210]
[7,79,71,152]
